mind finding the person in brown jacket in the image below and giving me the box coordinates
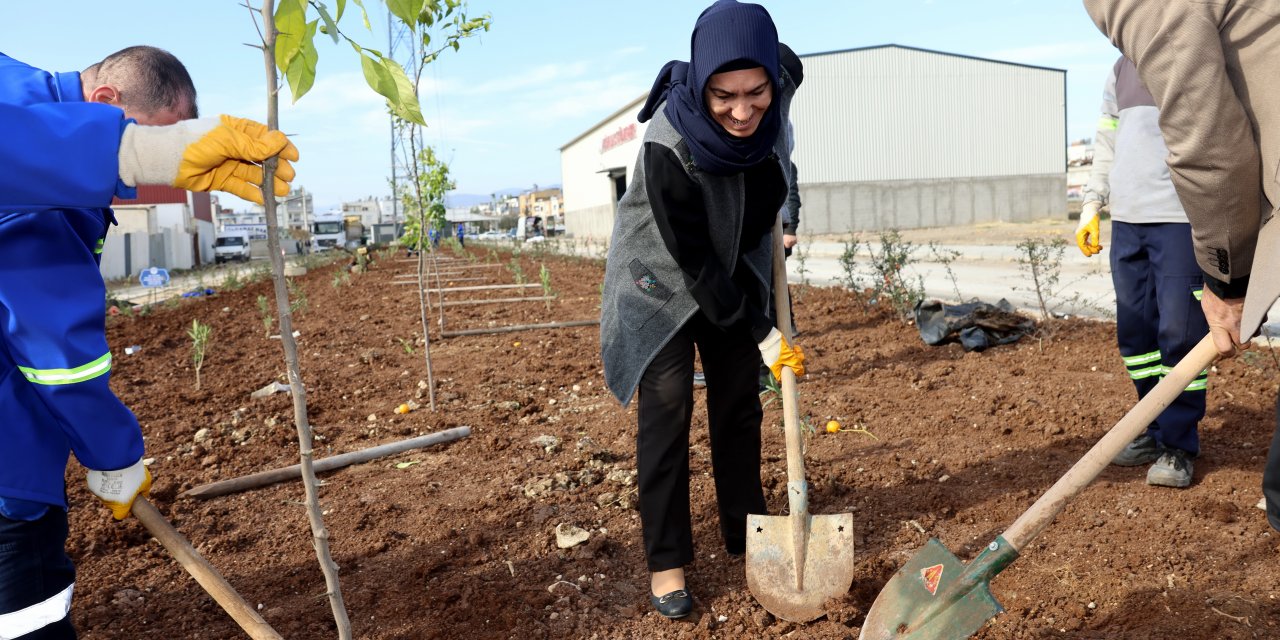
[1083,0,1280,529]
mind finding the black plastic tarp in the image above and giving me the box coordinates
[913,299,1035,352]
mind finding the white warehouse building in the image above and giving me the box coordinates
[559,44,1066,241]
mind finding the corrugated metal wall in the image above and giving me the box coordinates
[792,46,1064,183]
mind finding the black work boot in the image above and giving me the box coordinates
[1112,433,1161,467]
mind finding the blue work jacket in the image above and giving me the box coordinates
[0,52,143,516]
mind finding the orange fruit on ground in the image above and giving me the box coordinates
[826,420,841,433]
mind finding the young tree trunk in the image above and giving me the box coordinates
[404,131,439,412]
[260,2,352,636]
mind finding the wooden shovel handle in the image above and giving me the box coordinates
[1001,335,1218,551]
[770,217,808,520]
[132,497,284,640]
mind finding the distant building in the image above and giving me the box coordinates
[103,186,213,279]
[517,188,564,235]
[342,196,396,231]
[560,44,1068,241]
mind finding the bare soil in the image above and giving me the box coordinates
[74,244,1280,639]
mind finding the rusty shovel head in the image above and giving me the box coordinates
[860,537,1018,640]
[745,511,855,623]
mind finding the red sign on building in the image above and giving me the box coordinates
[601,123,636,153]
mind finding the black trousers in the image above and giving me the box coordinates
[1265,396,1280,532]
[636,314,767,572]
[0,508,76,639]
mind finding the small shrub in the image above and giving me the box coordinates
[838,237,862,291]
[867,229,925,322]
[257,295,274,338]
[927,241,965,302]
[222,270,245,291]
[397,337,416,355]
[509,258,525,285]
[188,319,211,390]
[331,269,350,288]
[287,277,308,316]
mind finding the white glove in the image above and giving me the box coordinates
[86,457,152,520]
[1075,200,1103,257]
[117,115,299,205]
[758,327,806,379]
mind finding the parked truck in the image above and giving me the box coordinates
[310,211,345,252]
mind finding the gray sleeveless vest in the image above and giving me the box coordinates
[600,80,795,405]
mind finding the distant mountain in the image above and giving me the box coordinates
[444,185,559,210]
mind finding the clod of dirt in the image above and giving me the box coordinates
[531,434,561,453]
[111,589,145,609]
[555,523,589,549]
[823,593,863,627]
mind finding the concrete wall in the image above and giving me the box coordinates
[100,226,199,281]
[566,203,617,242]
[799,173,1066,235]
[195,218,215,266]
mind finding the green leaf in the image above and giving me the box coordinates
[273,0,307,71]
[314,1,341,44]
[394,460,420,469]
[360,51,424,125]
[386,0,424,31]
[351,0,371,30]
[335,0,346,21]
[284,20,320,103]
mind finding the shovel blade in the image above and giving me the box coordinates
[746,512,856,623]
[860,538,1015,640]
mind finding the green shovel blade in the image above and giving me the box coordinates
[860,537,1018,640]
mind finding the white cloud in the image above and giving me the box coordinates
[446,60,592,96]
[530,72,648,121]
[982,42,1107,65]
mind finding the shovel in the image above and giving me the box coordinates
[859,334,1218,640]
[132,497,284,639]
[746,217,856,623]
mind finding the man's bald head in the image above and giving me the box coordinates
[82,45,197,126]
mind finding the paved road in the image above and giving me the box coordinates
[782,220,1280,338]
[787,237,1116,319]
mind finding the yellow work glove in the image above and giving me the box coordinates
[1075,200,1103,257]
[118,115,300,205]
[86,457,152,520]
[758,327,806,380]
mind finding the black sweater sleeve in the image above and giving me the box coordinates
[644,143,773,341]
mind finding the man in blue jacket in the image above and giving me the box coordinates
[0,47,299,639]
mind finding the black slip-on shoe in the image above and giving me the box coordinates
[650,589,692,619]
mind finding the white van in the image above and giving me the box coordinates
[214,232,252,263]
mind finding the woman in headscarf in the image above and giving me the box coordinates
[599,0,805,619]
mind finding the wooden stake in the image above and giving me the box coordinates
[441,320,599,337]
[181,427,471,499]
[441,295,554,307]
[425,283,540,293]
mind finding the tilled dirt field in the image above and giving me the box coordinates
[73,244,1280,639]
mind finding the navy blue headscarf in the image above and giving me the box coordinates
[638,0,781,176]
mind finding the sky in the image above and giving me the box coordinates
[0,1,1117,212]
